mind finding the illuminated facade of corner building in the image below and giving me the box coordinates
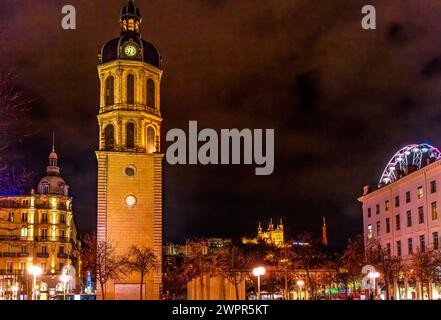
[96,0,163,300]
[358,144,441,300]
[242,219,284,247]
[0,146,79,300]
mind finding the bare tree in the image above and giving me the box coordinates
[0,27,32,194]
[127,246,157,300]
[366,240,403,300]
[218,246,254,300]
[291,232,323,299]
[182,239,221,300]
[318,258,338,299]
[81,233,127,300]
[340,235,365,295]
[264,244,296,299]
[410,247,440,299]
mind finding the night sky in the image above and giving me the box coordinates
[3,0,441,247]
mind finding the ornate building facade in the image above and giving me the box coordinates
[359,144,441,300]
[0,145,79,300]
[96,0,163,300]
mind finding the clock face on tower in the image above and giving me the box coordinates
[123,43,138,58]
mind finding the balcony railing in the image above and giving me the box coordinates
[34,236,73,244]
[57,253,69,259]
[0,235,27,242]
[0,235,76,245]
[2,252,16,258]
[36,252,49,258]
[35,204,70,211]
[0,202,70,210]
[0,252,30,258]
[101,103,160,117]
[0,269,25,275]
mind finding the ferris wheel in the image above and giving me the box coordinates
[379,143,441,186]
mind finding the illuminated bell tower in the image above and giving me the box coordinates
[96,0,163,300]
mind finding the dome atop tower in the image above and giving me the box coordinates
[121,0,141,19]
[99,0,161,68]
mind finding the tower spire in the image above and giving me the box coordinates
[47,132,60,175]
[52,130,55,152]
[120,0,142,35]
[321,217,328,247]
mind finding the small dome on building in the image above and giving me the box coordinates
[37,141,69,197]
[37,175,68,196]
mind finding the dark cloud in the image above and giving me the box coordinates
[2,0,441,247]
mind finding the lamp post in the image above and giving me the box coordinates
[60,274,70,300]
[369,272,380,300]
[27,265,42,300]
[11,283,18,300]
[297,280,305,300]
[252,266,266,300]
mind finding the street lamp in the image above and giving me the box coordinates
[60,274,70,300]
[368,271,380,300]
[296,280,305,300]
[252,266,266,300]
[27,265,42,300]
[11,283,18,300]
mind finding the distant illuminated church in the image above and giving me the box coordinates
[242,219,285,247]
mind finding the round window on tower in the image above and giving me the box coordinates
[125,195,137,207]
[125,166,136,177]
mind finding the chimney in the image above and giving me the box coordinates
[427,157,436,165]
[363,185,371,195]
[406,165,417,175]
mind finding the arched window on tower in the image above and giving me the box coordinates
[105,76,114,106]
[127,74,135,104]
[104,124,115,151]
[126,122,135,149]
[146,126,156,153]
[147,79,155,108]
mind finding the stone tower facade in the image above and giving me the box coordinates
[96,0,163,300]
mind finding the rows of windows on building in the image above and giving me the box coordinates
[0,145,78,279]
[103,122,156,152]
[104,75,156,108]
[102,73,159,153]
[366,180,440,256]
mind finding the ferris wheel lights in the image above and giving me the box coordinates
[379,144,441,186]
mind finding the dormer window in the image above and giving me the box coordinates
[43,183,49,194]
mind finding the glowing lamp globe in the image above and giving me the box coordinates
[252,266,266,277]
[27,265,43,276]
[60,274,70,283]
[297,280,305,286]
